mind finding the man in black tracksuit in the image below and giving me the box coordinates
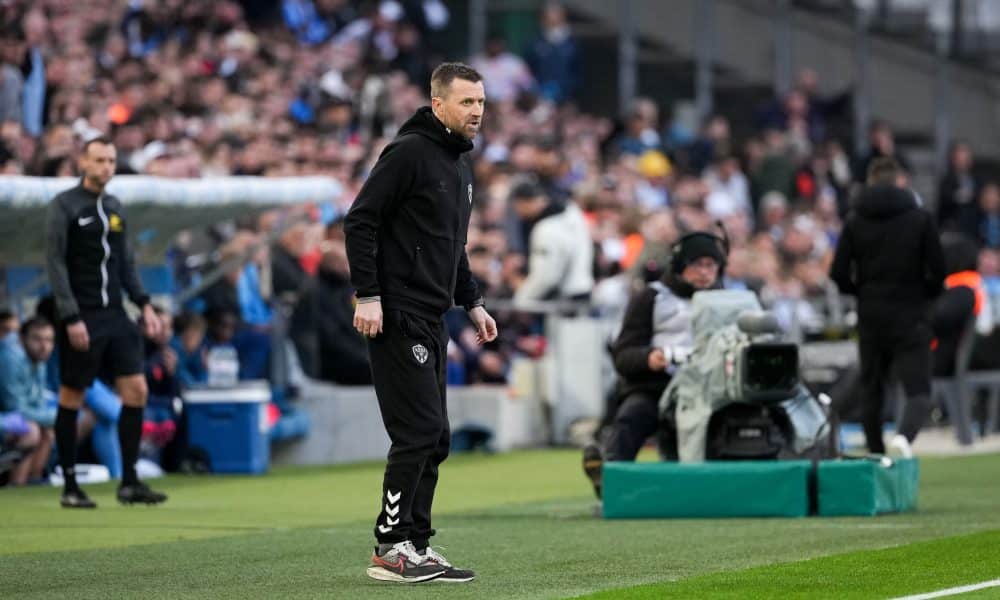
[345,63,497,584]
[46,136,167,508]
[830,157,945,456]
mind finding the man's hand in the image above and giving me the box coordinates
[142,304,162,339]
[67,321,90,352]
[647,348,667,372]
[354,300,383,338]
[469,306,498,344]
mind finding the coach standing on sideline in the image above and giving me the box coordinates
[345,63,497,584]
[46,136,167,508]
[830,157,945,458]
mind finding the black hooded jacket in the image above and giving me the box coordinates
[830,184,945,338]
[344,106,482,321]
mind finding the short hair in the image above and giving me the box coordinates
[19,315,52,338]
[83,136,114,155]
[174,311,206,333]
[510,180,546,202]
[430,62,483,99]
[867,156,901,186]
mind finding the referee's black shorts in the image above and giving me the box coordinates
[58,307,144,390]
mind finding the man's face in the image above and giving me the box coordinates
[512,195,546,221]
[22,325,55,363]
[79,142,116,189]
[432,78,485,141]
[681,257,720,290]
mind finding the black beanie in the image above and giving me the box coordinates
[671,232,726,274]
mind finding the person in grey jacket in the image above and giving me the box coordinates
[46,136,166,508]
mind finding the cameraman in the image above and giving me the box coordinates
[583,231,725,497]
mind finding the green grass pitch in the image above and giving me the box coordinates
[2,450,999,599]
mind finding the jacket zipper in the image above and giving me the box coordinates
[96,193,110,307]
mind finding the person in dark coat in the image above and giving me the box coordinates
[830,157,946,457]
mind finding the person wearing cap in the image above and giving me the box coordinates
[582,230,726,498]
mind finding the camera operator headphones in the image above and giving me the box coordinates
[669,220,731,278]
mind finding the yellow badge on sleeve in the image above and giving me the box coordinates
[109,213,123,232]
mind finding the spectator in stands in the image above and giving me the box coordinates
[470,34,535,104]
[937,141,980,235]
[0,27,23,126]
[0,316,56,485]
[582,230,727,497]
[510,180,594,306]
[1,410,38,486]
[0,309,17,337]
[19,9,47,137]
[633,150,672,211]
[686,114,732,175]
[611,98,662,158]
[830,157,945,457]
[977,182,1000,249]
[303,219,371,384]
[853,120,911,184]
[525,2,581,104]
[704,154,752,221]
[171,312,209,387]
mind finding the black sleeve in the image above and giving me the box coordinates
[829,221,857,295]
[45,196,80,323]
[453,247,481,309]
[344,138,419,298]
[611,288,657,378]
[923,215,946,299]
[118,206,150,308]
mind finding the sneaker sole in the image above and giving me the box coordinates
[429,575,476,583]
[60,501,97,509]
[365,566,444,583]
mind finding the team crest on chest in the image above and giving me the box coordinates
[412,344,429,364]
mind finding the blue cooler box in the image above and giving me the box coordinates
[185,381,271,474]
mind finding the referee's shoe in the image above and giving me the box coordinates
[117,481,168,505]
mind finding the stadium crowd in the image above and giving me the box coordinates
[3,0,1000,482]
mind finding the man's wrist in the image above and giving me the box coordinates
[465,297,486,312]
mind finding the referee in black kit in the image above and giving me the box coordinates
[345,63,497,584]
[46,136,167,508]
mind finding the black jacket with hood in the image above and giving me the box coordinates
[344,106,482,321]
[830,184,945,340]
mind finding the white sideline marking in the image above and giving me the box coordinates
[890,579,1000,600]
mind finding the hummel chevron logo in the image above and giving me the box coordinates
[385,504,399,517]
[387,490,401,504]
[378,525,393,534]
[386,516,399,526]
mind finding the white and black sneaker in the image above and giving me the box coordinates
[367,541,446,583]
[422,547,476,583]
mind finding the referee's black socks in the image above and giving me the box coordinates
[55,406,80,493]
[118,405,143,486]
